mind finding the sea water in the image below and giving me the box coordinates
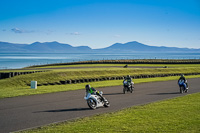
[0,53,200,69]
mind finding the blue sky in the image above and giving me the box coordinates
[0,0,200,49]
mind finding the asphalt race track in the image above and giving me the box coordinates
[20,65,165,70]
[0,78,199,133]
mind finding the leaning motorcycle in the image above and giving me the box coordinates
[178,79,188,93]
[123,81,134,94]
[84,91,110,109]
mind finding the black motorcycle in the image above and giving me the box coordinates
[123,81,134,94]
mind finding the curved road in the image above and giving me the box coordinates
[21,65,165,70]
[0,78,199,133]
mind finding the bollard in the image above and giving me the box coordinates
[31,81,37,89]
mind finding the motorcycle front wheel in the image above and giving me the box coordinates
[130,87,133,93]
[185,88,188,93]
[180,86,184,94]
[87,98,97,109]
[132,87,134,93]
[123,87,126,94]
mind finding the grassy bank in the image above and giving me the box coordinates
[0,75,200,99]
[20,92,200,133]
[1,67,200,88]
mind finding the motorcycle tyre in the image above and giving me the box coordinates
[180,87,184,94]
[123,87,126,94]
[130,87,134,93]
[87,98,97,110]
[104,101,110,107]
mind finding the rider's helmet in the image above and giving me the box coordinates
[85,84,91,90]
[127,75,130,78]
[181,74,184,77]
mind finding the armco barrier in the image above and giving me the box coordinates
[0,71,46,80]
[28,72,200,87]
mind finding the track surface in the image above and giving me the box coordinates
[0,78,199,133]
[20,66,165,70]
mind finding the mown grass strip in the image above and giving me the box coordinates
[19,92,200,133]
[0,75,199,99]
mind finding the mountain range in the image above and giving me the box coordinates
[0,41,199,53]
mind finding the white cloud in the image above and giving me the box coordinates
[11,28,34,33]
[45,30,55,35]
[114,35,121,38]
[70,32,81,35]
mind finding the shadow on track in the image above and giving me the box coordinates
[103,92,124,96]
[34,108,90,113]
[148,92,180,95]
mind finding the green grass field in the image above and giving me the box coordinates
[20,92,200,133]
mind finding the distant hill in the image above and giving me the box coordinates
[0,42,27,52]
[0,41,92,53]
[95,41,199,53]
[23,41,92,53]
[0,41,199,53]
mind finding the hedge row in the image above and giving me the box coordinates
[29,72,200,86]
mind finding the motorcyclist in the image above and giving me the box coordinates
[123,75,133,89]
[85,84,105,101]
[178,74,188,89]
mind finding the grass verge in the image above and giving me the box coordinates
[19,92,200,133]
[0,75,200,99]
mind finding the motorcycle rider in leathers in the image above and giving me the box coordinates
[123,75,133,90]
[85,84,105,102]
[178,74,188,89]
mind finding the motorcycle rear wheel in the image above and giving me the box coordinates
[104,101,110,107]
[130,87,134,93]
